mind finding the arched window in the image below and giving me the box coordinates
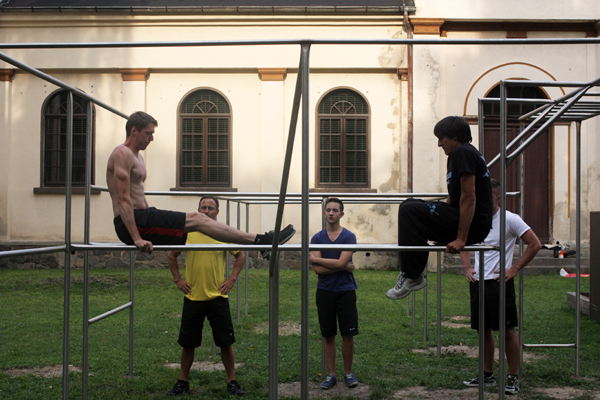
[317,88,369,188]
[41,90,93,188]
[178,89,231,188]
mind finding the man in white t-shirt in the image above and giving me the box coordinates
[460,179,541,395]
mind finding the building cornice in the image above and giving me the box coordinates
[120,68,149,82]
[0,69,15,82]
[441,20,599,38]
[258,68,287,82]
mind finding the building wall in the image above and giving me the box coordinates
[0,12,406,245]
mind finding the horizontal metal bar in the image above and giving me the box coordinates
[502,79,600,88]
[2,38,600,50]
[72,243,497,252]
[88,301,133,325]
[479,97,554,104]
[0,245,67,259]
[96,186,453,199]
[0,51,128,119]
[523,344,576,349]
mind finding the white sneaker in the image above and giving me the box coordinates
[386,272,427,300]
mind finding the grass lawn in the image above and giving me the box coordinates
[0,266,599,399]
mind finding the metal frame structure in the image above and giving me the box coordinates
[475,77,600,399]
[1,36,599,400]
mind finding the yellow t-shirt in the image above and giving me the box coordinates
[184,232,240,301]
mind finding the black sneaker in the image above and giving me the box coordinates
[505,374,519,395]
[255,224,296,260]
[462,374,496,387]
[227,379,245,396]
[168,380,190,396]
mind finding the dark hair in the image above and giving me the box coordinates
[433,116,472,143]
[126,111,158,137]
[325,197,344,212]
[490,178,500,190]
[199,195,219,210]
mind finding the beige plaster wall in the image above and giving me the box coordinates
[0,13,406,244]
[415,0,600,20]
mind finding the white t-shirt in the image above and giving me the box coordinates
[473,209,531,281]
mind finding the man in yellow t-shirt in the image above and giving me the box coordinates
[167,196,246,397]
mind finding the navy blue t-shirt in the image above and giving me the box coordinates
[311,227,357,292]
[446,142,493,231]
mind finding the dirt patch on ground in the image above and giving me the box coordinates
[4,364,81,378]
[164,360,244,372]
[535,387,598,399]
[392,386,496,399]
[442,321,471,329]
[391,386,600,399]
[278,381,371,399]
[254,321,301,336]
[412,345,544,362]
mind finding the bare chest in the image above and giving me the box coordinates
[130,155,147,183]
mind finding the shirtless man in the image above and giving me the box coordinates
[106,111,295,257]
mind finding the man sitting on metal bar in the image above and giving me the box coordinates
[106,111,295,259]
[460,179,541,395]
[167,196,246,396]
[309,197,359,390]
[386,116,493,300]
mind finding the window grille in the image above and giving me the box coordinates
[317,89,369,187]
[42,90,92,187]
[179,90,231,187]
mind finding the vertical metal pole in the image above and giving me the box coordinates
[226,200,231,278]
[436,252,442,358]
[268,44,307,400]
[477,98,487,400]
[477,97,486,400]
[300,42,311,400]
[412,291,416,327]
[518,124,525,379]
[499,81,508,400]
[575,121,581,377]
[245,203,249,316]
[129,251,135,377]
[81,101,94,400]
[237,202,241,325]
[82,101,93,400]
[62,92,73,400]
[478,250,485,400]
[423,281,428,341]
[320,198,327,380]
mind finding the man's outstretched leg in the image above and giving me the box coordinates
[184,212,295,259]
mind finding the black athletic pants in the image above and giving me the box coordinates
[398,198,490,279]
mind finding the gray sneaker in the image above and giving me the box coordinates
[462,374,496,387]
[386,272,427,300]
[505,374,519,395]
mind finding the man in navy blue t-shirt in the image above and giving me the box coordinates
[309,197,359,390]
[386,116,493,300]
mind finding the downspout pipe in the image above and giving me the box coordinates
[403,9,413,193]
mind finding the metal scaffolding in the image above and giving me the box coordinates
[1,36,599,400]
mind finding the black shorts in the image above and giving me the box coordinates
[113,207,187,245]
[469,279,518,331]
[178,296,235,349]
[316,289,359,338]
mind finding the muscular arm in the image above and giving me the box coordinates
[502,229,542,281]
[219,251,246,295]
[446,173,476,254]
[108,147,152,252]
[168,251,191,294]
